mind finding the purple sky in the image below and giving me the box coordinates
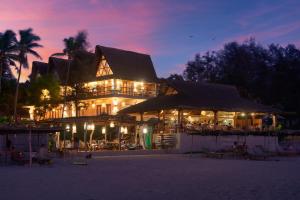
[1,0,300,81]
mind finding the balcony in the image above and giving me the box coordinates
[67,86,157,100]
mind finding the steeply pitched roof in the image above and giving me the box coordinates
[29,61,49,81]
[48,50,96,84]
[96,45,158,82]
[119,81,278,113]
[29,45,158,84]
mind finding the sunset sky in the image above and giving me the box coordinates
[1,0,300,81]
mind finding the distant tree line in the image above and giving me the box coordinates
[168,39,300,116]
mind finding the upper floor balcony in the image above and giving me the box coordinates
[61,79,158,100]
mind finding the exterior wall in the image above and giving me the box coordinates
[0,134,48,152]
[177,133,279,153]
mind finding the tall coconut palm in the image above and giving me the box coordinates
[52,30,89,118]
[0,30,18,93]
[13,28,42,123]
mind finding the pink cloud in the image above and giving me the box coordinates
[0,0,194,81]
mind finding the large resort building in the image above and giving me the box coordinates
[28,45,278,150]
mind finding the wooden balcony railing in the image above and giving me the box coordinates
[67,87,156,99]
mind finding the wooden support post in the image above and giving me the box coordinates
[29,126,32,168]
[140,112,144,122]
[213,111,218,130]
[177,109,181,133]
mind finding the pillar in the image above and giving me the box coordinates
[213,111,218,130]
[272,114,277,129]
[177,109,181,133]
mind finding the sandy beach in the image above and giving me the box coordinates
[1,154,300,200]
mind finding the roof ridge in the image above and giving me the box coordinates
[96,45,150,57]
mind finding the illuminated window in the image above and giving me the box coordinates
[96,56,113,77]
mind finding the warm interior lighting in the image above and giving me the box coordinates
[65,124,70,131]
[124,127,128,134]
[87,123,95,131]
[201,111,206,116]
[112,106,119,114]
[111,79,115,90]
[116,80,122,90]
[91,102,96,108]
[140,81,144,90]
[113,98,118,106]
[133,82,138,92]
[143,127,148,134]
[102,127,106,134]
[40,89,50,101]
[241,112,246,117]
[110,122,115,128]
[251,113,255,116]
[101,103,106,108]
[72,124,77,133]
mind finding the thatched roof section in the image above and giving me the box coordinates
[48,51,96,84]
[29,45,158,84]
[119,81,278,113]
[96,45,158,82]
[29,61,49,81]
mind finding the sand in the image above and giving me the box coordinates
[0,154,300,200]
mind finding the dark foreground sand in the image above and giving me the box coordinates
[1,154,300,200]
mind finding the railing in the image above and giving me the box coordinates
[70,87,156,99]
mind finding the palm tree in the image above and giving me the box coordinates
[51,30,89,118]
[13,28,42,123]
[0,30,18,93]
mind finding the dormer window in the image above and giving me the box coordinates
[96,55,113,77]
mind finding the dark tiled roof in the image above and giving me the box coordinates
[29,45,158,84]
[29,61,49,81]
[48,50,96,84]
[96,45,158,82]
[119,81,278,113]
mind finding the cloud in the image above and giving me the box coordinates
[1,0,195,81]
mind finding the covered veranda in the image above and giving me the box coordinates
[118,81,279,149]
[43,114,137,151]
[0,126,64,166]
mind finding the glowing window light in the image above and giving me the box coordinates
[102,127,106,134]
[101,103,106,108]
[133,82,138,92]
[140,82,144,90]
[111,79,115,90]
[251,113,255,116]
[87,123,95,131]
[65,124,70,131]
[116,79,122,90]
[241,112,246,117]
[110,122,115,128]
[124,127,128,134]
[72,124,77,133]
[201,111,206,116]
[40,89,50,101]
[112,106,119,114]
[120,126,124,133]
[143,127,148,134]
[113,98,118,106]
